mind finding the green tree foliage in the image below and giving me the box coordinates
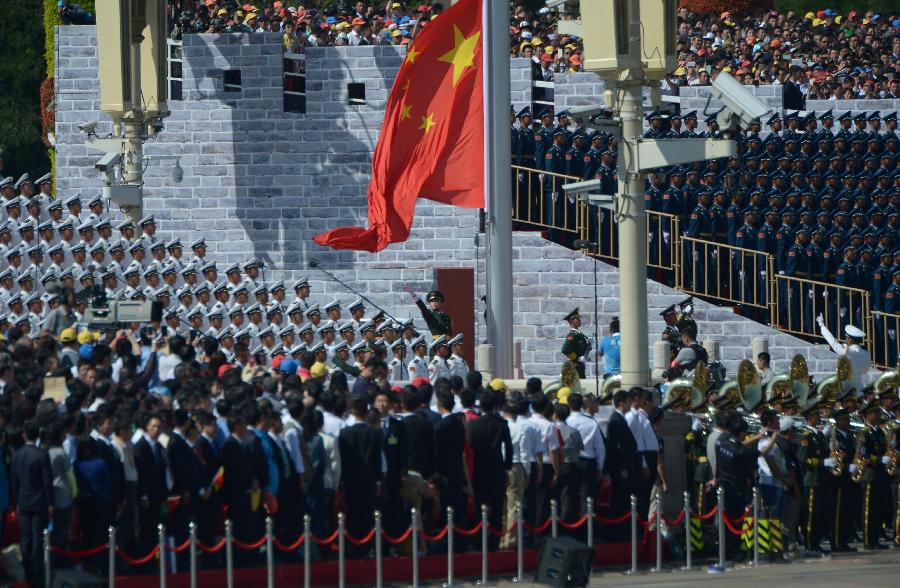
[0,0,50,178]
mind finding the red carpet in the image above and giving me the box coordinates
[93,539,659,587]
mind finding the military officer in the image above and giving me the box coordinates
[561,308,590,378]
[857,400,891,549]
[447,333,469,379]
[660,304,682,357]
[798,399,828,554]
[407,335,430,380]
[387,339,409,381]
[408,289,452,338]
[428,336,452,384]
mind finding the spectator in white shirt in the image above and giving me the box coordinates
[526,393,560,532]
[566,392,606,516]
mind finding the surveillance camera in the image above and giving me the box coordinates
[78,121,99,134]
[709,72,770,131]
[172,160,184,184]
[147,118,165,137]
[95,152,122,174]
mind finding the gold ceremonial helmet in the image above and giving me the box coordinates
[817,355,853,405]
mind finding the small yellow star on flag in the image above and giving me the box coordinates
[419,113,436,134]
[399,103,413,121]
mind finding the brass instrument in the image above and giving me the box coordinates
[817,355,853,406]
[598,373,622,404]
[874,362,900,397]
[715,360,761,412]
[850,429,867,484]
[829,426,845,477]
[884,422,898,477]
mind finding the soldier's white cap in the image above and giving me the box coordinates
[258,326,275,339]
[245,303,263,315]
[309,341,325,353]
[429,335,449,351]
[234,327,252,340]
[448,333,464,346]
[358,319,375,333]
[192,282,210,296]
[338,320,356,333]
[350,341,368,354]
[348,298,364,312]
[269,280,286,293]
[117,219,134,231]
[410,335,427,349]
[64,194,81,207]
[228,305,244,318]
[224,262,241,275]
[317,320,336,334]
[14,173,31,190]
[139,214,155,226]
[35,173,51,185]
[324,299,341,312]
[189,238,206,249]
[187,305,205,320]
[278,325,296,337]
[265,304,283,317]
[4,196,21,209]
[0,177,13,189]
[333,341,349,353]
[176,285,193,299]
[389,338,406,351]
[297,322,314,336]
[86,194,103,207]
[76,219,94,232]
[304,304,321,317]
[127,240,144,253]
[293,277,309,290]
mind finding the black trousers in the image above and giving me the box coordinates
[576,458,598,515]
[825,477,854,549]
[474,475,505,550]
[802,486,825,551]
[345,483,375,557]
[555,462,581,527]
[532,464,553,533]
[19,511,48,586]
[863,479,889,548]
[607,474,633,541]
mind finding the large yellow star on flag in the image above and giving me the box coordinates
[399,103,413,121]
[438,25,481,86]
[419,113,436,134]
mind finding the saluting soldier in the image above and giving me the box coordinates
[561,308,590,378]
[407,288,452,338]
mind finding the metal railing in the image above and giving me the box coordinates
[678,237,775,313]
[580,207,680,272]
[511,165,582,235]
[771,274,874,350]
[869,311,900,369]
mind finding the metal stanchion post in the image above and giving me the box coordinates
[479,504,489,585]
[266,517,274,588]
[708,487,726,573]
[445,507,454,588]
[108,526,116,588]
[411,508,419,588]
[303,515,311,588]
[551,499,559,539]
[225,519,234,588]
[159,524,167,588]
[752,486,760,566]
[43,528,50,588]
[515,502,524,583]
[652,494,663,572]
[374,511,383,588]
[627,495,638,575]
[225,520,234,588]
[189,522,197,588]
[337,513,346,588]
[682,491,692,571]
[586,497,594,580]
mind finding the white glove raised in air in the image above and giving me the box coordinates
[816,313,825,325]
[823,458,836,468]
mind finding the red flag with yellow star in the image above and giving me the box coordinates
[313,0,484,252]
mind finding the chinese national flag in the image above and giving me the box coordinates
[313,0,484,252]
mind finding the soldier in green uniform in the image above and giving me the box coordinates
[561,308,590,378]
[408,288,453,338]
[798,398,828,554]
[660,304,682,358]
[858,400,890,549]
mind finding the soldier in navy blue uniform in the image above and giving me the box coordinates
[817,110,834,140]
[883,271,900,365]
[581,132,603,180]
[756,208,779,317]
[516,107,536,167]
[534,109,555,162]
[704,115,722,139]
[543,128,568,237]
[734,209,759,308]
[783,228,809,331]
[681,111,699,137]
[835,246,858,328]
[644,111,663,139]
[666,113,682,138]
[835,111,854,141]
[553,110,573,150]
[565,130,586,179]
[686,191,713,291]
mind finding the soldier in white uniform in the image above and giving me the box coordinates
[224,263,243,293]
[348,298,365,330]
[84,194,105,224]
[166,239,186,273]
[407,335,430,380]
[175,286,194,317]
[278,324,296,351]
[245,303,265,339]
[447,333,470,380]
[137,215,157,248]
[37,221,56,252]
[387,339,409,381]
[205,308,225,339]
[200,262,218,293]
[0,269,14,306]
[293,277,311,310]
[241,259,263,291]
[34,173,53,211]
[0,223,14,258]
[45,243,66,276]
[428,335,452,384]
[269,281,288,315]
[188,238,207,267]
[48,201,66,230]
[64,195,86,226]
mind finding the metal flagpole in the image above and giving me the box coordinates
[482,0,513,378]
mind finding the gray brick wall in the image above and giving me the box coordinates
[55,27,858,380]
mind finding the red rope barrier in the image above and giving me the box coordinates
[167,539,192,553]
[451,522,483,537]
[662,511,686,526]
[420,526,449,542]
[487,522,517,537]
[345,529,376,546]
[523,518,551,534]
[382,528,413,544]
[49,544,108,558]
[594,512,631,524]
[116,546,160,566]
[310,531,340,546]
[693,506,718,521]
[273,536,305,552]
[722,514,744,536]
[558,515,588,530]
[233,536,267,550]
[729,507,752,524]
[198,539,227,554]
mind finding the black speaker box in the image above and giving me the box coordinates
[535,535,595,587]
[51,568,106,588]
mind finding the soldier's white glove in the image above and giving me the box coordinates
[849,464,858,474]
[538,173,545,183]
[839,307,846,318]
[648,232,654,242]
[568,194,576,204]
[738,271,744,280]
[889,329,896,339]
[808,289,814,299]
[760,271,766,279]
[663,232,670,244]
[778,270,785,275]
[822,290,828,298]
[816,313,825,326]
[518,172,525,182]
[823,458,836,468]
[552,192,559,200]
[882,456,891,465]
[692,251,698,261]
[710,250,717,260]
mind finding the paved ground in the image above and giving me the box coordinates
[394,548,900,587]
[484,549,900,588]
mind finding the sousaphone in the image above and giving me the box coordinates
[662,361,708,411]
[816,355,853,405]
